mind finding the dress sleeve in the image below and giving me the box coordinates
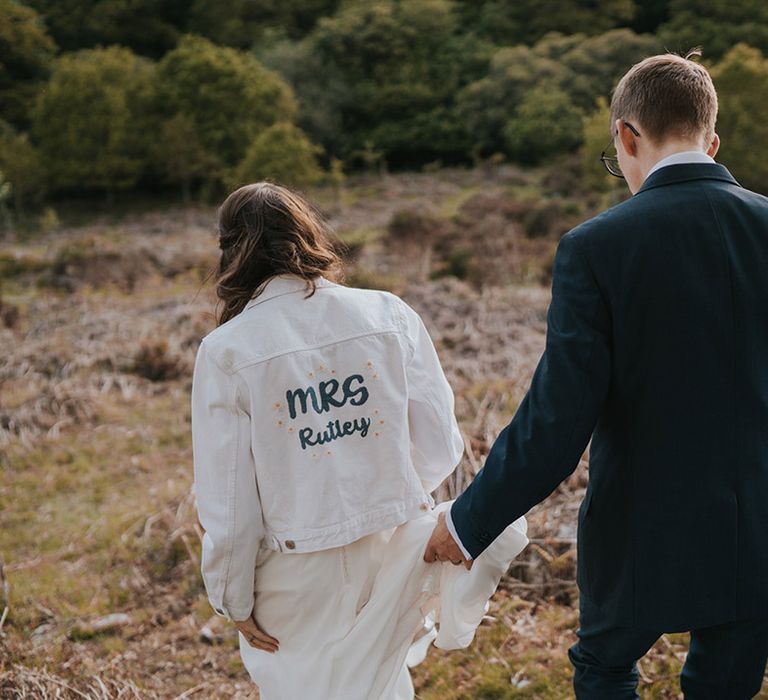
[190,338,264,621]
[401,302,465,495]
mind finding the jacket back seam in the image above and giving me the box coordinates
[224,326,402,374]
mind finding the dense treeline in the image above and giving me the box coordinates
[1,0,768,211]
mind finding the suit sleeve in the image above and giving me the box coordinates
[191,338,264,621]
[449,232,611,559]
[401,302,465,495]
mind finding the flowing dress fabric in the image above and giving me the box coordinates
[238,500,528,700]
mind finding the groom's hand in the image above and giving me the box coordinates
[424,512,473,570]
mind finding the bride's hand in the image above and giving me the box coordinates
[233,612,280,653]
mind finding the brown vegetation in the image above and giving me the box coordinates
[1,169,762,698]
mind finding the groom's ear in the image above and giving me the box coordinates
[616,119,639,157]
[707,132,720,158]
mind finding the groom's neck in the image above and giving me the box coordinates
[638,138,708,181]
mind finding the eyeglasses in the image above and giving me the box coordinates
[600,121,641,178]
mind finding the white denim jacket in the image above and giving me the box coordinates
[191,274,464,620]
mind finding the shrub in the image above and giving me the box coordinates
[542,152,591,199]
[0,0,56,128]
[711,44,768,194]
[503,84,584,165]
[580,97,624,195]
[386,208,450,280]
[454,192,535,223]
[458,29,658,161]
[387,209,447,244]
[153,113,215,202]
[32,46,153,195]
[230,123,324,189]
[266,0,486,166]
[0,121,44,214]
[443,193,523,286]
[37,207,60,234]
[658,0,768,60]
[154,35,297,173]
[458,45,569,155]
[0,295,19,329]
[130,339,187,382]
[523,199,580,239]
[434,247,472,281]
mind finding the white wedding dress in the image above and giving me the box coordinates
[238,500,528,700]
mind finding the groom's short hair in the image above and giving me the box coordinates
[610,49,718,146]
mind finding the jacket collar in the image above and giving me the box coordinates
[244,274,338,310]
[637,162,740,195]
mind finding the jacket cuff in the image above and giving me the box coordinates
[444,506,473,560]
[211,600,254,623]
[449,496,496,560]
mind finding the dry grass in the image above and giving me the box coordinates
[1,168,765,698]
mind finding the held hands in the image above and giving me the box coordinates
[424,512,474,571]
[233,611,280,653]
[233,513,471,655]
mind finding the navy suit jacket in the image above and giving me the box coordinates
[450,163,768,630]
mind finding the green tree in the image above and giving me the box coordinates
[659,0,768,60]
[26,0,341,56]
[0,120,44,213]
[710,44,768,193]
[153,113,214,201]
[24,0,187,58]
[260,38,347,158]
[581,97,624,194]
[230,122,323,189]
[458,44,571,154]
[456,0,637,45]
[154,35,296,174]
[0,0,57,128]
[631,0,671,34]
[503,84,584,164]
[186,0,341,48]
[528,32,587,61]
[458,29,658,159]
[32,46,153,195]
[558,29,661,110]
[268,0,490,166]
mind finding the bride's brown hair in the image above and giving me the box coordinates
[213,182,343,326]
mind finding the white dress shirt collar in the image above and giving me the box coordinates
[645,150,716,181]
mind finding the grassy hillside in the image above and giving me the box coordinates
[1,168,765,698]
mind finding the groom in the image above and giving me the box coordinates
[425,51,768,698]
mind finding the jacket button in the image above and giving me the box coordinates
[285,539,296,550]
[419,503,429,512]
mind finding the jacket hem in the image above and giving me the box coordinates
[262,492,434,553]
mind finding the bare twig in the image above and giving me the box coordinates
[172,681,211,699]
[0,556,8,629]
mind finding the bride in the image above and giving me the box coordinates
[190,181,528,699]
